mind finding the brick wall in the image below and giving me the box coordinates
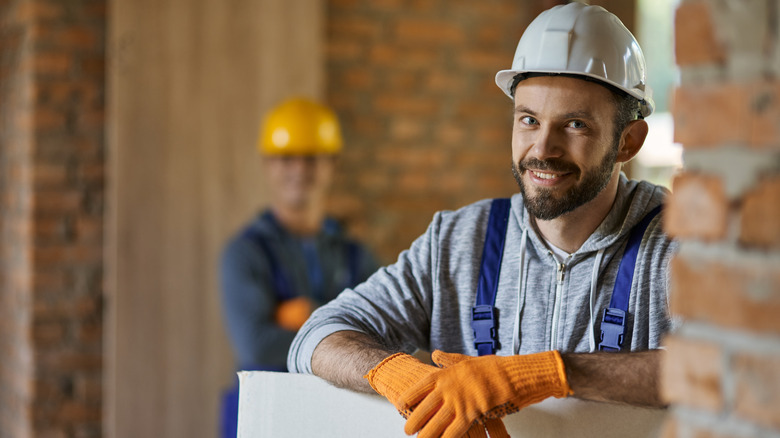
[0,0,105,436]
[661,0,780,436]
[324,0,564,262]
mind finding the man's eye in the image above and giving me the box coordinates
[567,120,586,129]
[520,116,538,125]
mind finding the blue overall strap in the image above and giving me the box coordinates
[242,227,295,302]
[345,241,362,288]
[472,198,512,356]
[599,205,663,352]
[324,217,364,290]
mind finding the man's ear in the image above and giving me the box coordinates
[616,119,648,163]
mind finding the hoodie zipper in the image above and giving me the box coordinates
[550,254,567,351]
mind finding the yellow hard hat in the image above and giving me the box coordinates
[259,97,343,155]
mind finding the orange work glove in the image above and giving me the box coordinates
[433,352,509,438]
[274,296,313,331]
[402,350,572,438]
[365,352,505,438]
[364,353,440,418]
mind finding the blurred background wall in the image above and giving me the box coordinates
[0,0,777,437]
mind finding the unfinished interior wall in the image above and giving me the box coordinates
[0,0,106,436]
[107,0,324,436]
[662,0,780,436]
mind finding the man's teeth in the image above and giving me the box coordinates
[532,171,558,180]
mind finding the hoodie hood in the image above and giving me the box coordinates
[511,173,669,258]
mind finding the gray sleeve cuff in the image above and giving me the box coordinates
[286,323,366,374]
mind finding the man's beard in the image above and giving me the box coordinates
[512,145,618,221]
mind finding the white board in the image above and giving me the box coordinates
[238,371,666,437]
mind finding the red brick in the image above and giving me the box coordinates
[373,95,438,115]
[74,216,102,242]
[328,17,381,40]
[326,40,363,60]
[75,321,101,344]
[37,351,101,373]
[31,270,67,293]
[31,52,72,75]
[395,19,465,45]
[340,68,374,90]
[57,27,98,49]
[733,352,780,429]
[56,400,100,423]
[32,245,102,265]
[665,172,728,241]
[740,176,780,249]
[670,255,780,334]
[77,163,103,184]
[33,164,68,188]
[674,0,726,66]
[32,218,67,241]
[661,335,724,411]
[15,0,63,21]
[74,375,101,403]
[673,81,780,148]
[424,71,467,94]
[33,190,83,214]
[457,50,508,72]
[31,321,64,345]
[33,108,66,131]
[390,117,425,140]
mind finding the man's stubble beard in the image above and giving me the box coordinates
[512,144,619,221]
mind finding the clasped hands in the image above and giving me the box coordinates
[365,350,572,438]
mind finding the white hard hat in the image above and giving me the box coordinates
[495,2,654,117]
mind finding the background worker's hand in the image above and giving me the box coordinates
[401,350,572,438]
[274,296,313,331]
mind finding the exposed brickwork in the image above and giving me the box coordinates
[672,81,780,148]
[674,0,726,66]
[0,0,105,436]
[666,172,729,241]
[664,0,780,436]
[324,0,556,262]
[733,352,780,430]
[670,255,780,334]
[661,335,724,412]
[740,175,780,249]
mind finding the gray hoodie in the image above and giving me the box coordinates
[288,175,676,373]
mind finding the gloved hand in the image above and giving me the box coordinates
[401,350,572,438]
[433,352,509,438]
[364,353,440,418]
[365,352,507,438]
[274,296,313,331]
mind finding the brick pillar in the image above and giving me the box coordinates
[661,0,780,436]
[0,0,105,436]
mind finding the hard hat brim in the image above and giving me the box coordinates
[495,69,655,118]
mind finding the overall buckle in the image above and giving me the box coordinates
[471,305,497,352]
[598,308,626,352]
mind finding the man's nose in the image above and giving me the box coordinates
[529,127,564,160]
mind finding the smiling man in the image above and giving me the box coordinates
[288,4,676,438]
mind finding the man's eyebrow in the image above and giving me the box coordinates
[513,106,594,120]
[513,105,536,116]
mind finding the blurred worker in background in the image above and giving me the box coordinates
[288,3,676,437]
[219,97,379,438]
